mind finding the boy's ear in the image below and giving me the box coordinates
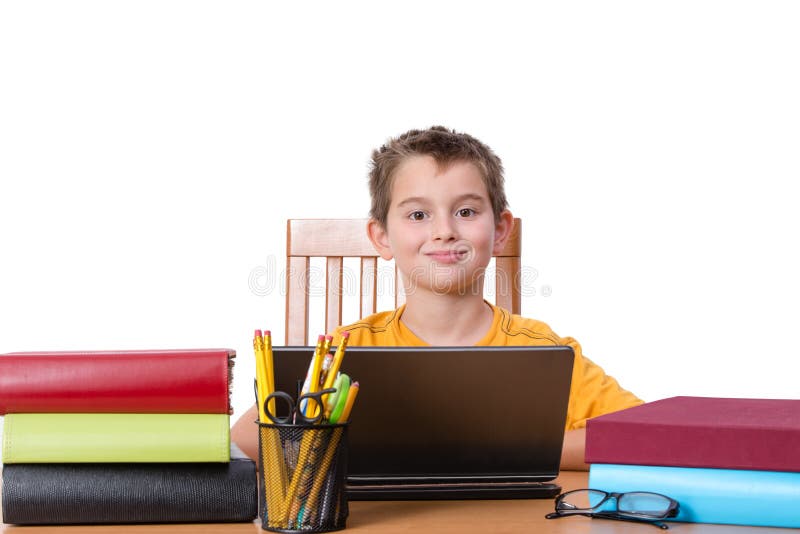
[367,219,394,261]
[492,210,515,255]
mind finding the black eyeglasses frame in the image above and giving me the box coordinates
[545,489,679,530]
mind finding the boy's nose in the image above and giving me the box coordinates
[431,217,457,241]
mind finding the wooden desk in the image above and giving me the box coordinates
[0,471,790,533]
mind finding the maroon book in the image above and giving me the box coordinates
[585,396,800,472]
[0,349,235,414]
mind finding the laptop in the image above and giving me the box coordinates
[271,346,574,500]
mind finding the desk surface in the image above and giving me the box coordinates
[0,471,790,533]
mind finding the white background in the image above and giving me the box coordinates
[2,1,799,434]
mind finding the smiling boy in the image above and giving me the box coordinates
[367,155,508,346]
[232,126,642,469]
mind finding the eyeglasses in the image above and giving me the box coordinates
[545,489,680,530]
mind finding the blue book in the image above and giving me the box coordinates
[589,463,800,528]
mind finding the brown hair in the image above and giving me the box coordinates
[368,126,508,227]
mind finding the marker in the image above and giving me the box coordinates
[326,373,351,421]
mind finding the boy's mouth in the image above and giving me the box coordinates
[425,248,470,264]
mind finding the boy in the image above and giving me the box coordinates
[232,126,642,470]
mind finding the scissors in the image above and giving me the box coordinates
[263,388,336,425]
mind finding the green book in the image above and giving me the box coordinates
[2,413,230,463]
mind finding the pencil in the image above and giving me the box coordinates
[253,330,268,422]
[255,329,288,526]
[303,335,325,417]
[263,330,276,415]
[337,381,359,423]
[260,427,285,527]
[321,334,333,361]
[311,337,325,391]
[321,332,349,410]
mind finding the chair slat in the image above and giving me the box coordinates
[495,256,521,315]
[360,257,377,317]
[285,255,309,346]
[288,220,377,257]
[325,257,344,336]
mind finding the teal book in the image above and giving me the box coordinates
[589,463,800,528]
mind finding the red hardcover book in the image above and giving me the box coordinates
[0,349,235,414]
[585,396,800,472]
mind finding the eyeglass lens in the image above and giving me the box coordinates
[560,490,673,516]
[618,492,673,516]
[558,489,608,511]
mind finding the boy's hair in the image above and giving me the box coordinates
[369,126,508,227]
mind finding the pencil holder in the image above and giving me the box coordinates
[257,422,349,533]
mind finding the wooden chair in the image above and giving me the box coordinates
[285,218,522,345]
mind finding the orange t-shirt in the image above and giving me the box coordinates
[332,303,643,430]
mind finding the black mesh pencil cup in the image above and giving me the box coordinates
[258,422,349,533]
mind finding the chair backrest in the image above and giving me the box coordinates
[285,218,522,345]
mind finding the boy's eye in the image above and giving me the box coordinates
[456,208,475,217]
[409,211,426,221]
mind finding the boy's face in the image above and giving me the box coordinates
[368,155,513,298]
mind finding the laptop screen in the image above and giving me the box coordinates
[271,346,573,484]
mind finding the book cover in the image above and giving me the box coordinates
[585,396,800,472]
[2,413,230,463]
[1,445,257,524]
[0,348,235,414]
[589,463,800,528]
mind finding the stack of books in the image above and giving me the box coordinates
[0,349,257,525]
[585,396,800,529]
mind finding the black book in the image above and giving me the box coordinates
[1,445,257,525]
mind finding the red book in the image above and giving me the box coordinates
[0,349,235,414]
[585,396,800,472]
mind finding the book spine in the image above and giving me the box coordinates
[1,460,257,524]
[589,463,800,528]
[2,413,230,463]
[0,350,234,414]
